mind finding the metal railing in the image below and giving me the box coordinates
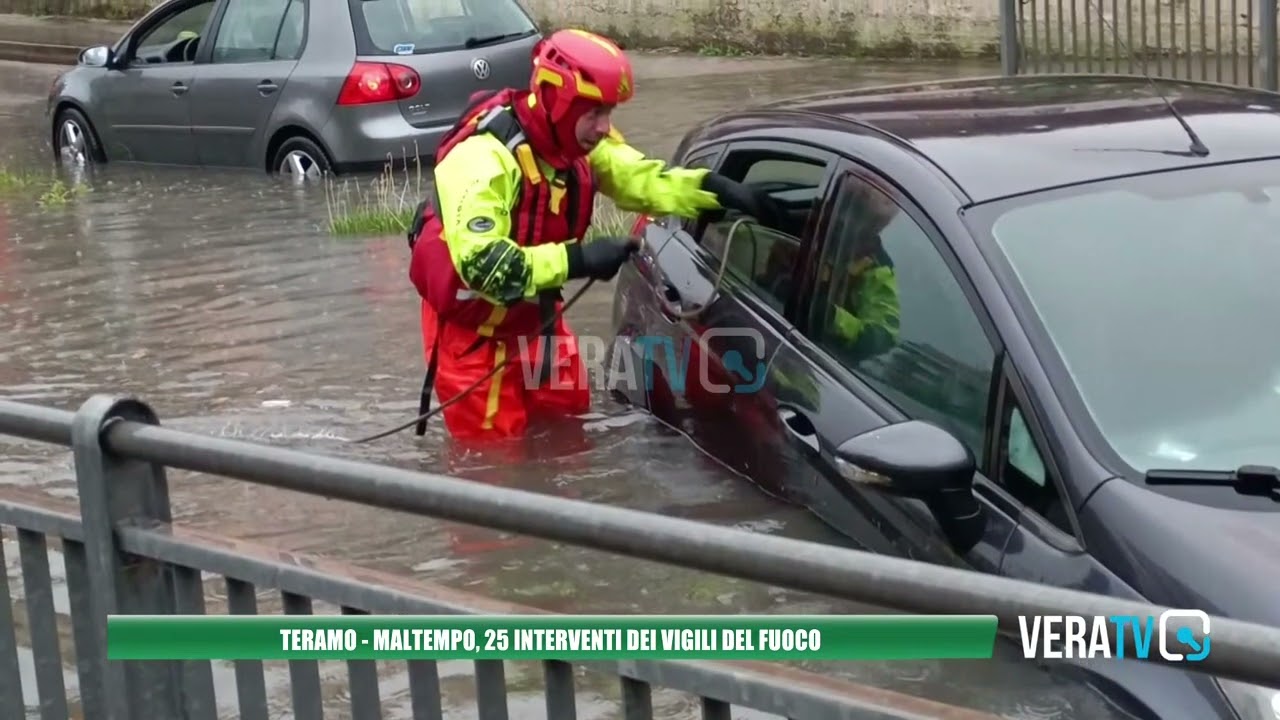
[1000,0,1280,89]
[3,394,1280,720]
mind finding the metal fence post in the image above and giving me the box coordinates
[72,394,186,720]
[1001,0,1020,75]
[1262,0,1278,90]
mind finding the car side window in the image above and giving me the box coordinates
[130,0,216,63]
[694,147,827,313]
[1000,401,1073,535]
[211,0,293,63]
[272,0,306,60]
[808,172,996,461]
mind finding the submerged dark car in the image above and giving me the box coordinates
[606,74,1280,720]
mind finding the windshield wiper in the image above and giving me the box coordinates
[464,32,525,48]
[1144,464,1280,499]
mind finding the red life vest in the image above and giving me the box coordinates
[408,88,596,339]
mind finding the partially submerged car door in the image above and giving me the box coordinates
[771,159,1020,570]
[634,139,837,490]
[187,0,305,167]
[96,0,218,165]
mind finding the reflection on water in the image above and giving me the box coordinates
[0,55,1127,718]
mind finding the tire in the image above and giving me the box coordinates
[52,107,103,167]
[270,136,332,181]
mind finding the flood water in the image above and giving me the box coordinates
[0,54,1129,719]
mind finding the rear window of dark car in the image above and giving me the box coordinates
[349,0,537,55]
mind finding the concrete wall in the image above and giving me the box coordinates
[0,0,1006,56]
[524,0,1004,57]
[0,0,148,19]
[0,0,1270,59]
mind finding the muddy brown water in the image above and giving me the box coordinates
[0,56,1128,719]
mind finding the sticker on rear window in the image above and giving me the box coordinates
[393,43,415,55]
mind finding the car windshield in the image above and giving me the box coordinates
[354,0,536,55]
[975,159,1280,474]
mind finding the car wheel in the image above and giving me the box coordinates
[271,137,331,182]
[53,108,102,168]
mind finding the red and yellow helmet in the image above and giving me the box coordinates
[530,29,634,123]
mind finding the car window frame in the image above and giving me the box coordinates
[684,138,840,327]
[270,0,309,60]
[793,156,1006,469]
[202,0,305,65]
[991,355,1086,550]
[115,0,222,66]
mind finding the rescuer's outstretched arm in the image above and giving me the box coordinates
[588,130,722,218]
[589,129,784,227]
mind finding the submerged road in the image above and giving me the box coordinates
[0,53,1132,719]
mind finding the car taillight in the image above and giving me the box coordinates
[630,213,651,234]
[337,61,420,105]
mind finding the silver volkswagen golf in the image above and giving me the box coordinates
[47,0,541,178]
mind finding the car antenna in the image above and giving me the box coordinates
[1080,0,1210,157]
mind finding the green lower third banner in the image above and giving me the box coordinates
[106,614,998,661]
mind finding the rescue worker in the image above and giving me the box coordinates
[408,29,781,442]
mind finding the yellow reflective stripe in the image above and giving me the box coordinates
[534,68,564,88]
[515,144,542,184]
[482,341,508,429]
[549,180,566,215]
[575,72,603,99]
[476,304,507,337]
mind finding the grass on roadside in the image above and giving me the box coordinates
[0,165,87,210]
[323,157,636,241]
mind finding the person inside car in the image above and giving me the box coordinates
[821,184,901,362]
[407,28,782,442]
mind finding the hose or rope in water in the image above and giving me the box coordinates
[349,217,755,444]
[348,277,598,444]
[653,217,751,320]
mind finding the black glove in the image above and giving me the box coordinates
[566,236,639,281]
[701,173,785,227]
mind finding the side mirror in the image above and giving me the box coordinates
[833,420,987,553]
[79,45,112,68]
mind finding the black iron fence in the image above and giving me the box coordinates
[1000,0,1280,88]
[3,394,1280,719]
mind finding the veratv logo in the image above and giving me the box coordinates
[513,331,768,395]
[629,329,767,395]
[1018,610,1211,662]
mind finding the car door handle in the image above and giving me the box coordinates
[657,281,685,320]
[170,82,188,96]
[777,406,820,454]
[257,80,278,95]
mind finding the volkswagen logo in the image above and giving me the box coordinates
[471,58,491,80]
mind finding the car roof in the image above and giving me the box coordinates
[728,74,1280,203]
